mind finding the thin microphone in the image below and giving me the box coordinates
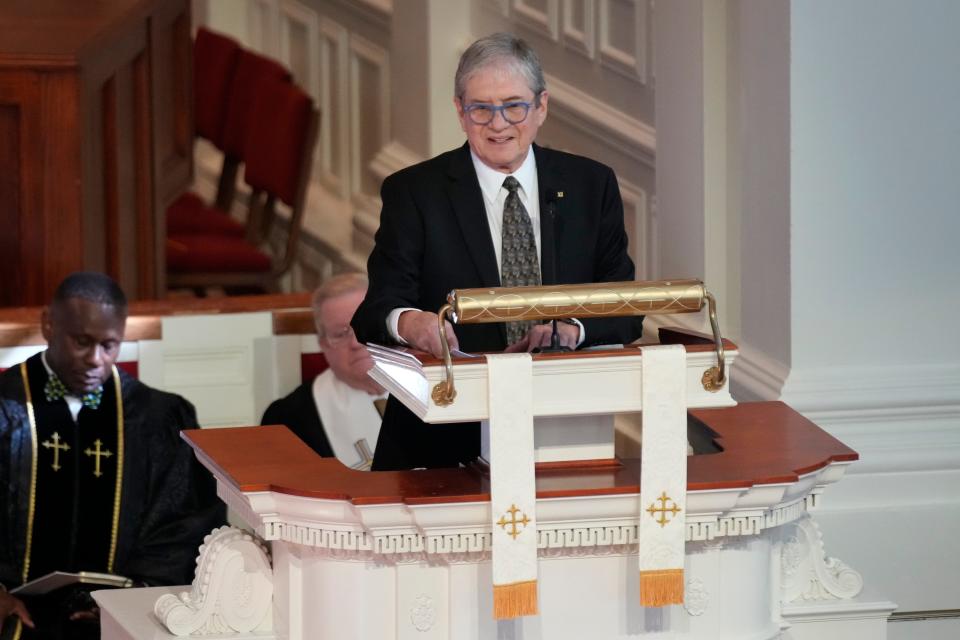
[542,190,559,285]
[535,189,570,353]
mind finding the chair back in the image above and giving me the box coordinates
[193,27,241,148]
[221,50,293,159]
[243,77,319,276]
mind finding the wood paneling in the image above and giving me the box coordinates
[0,105,22,306]
[0,292,313,346]
[0,0,191,305]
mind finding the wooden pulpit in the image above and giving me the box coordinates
[94,334,893,639]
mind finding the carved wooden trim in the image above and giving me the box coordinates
[597,0,648,82]
[512,0,560,40]
[545,73,655,166]
[561,0,596,57]
[347,33,390,202]
[781,515,864,602]
[251,493,818,558]
[317,17,350,198]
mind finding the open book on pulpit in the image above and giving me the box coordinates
[367,339,737,464]
[366,341,737,422]
[11,571,133,596]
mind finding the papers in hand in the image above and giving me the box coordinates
[10,571,133,596]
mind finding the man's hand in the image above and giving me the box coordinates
[69,606,100,622]
[398,310,459,358]
[0,591,34,631]
[504,321,579,353]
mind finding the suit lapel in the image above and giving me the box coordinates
[535,144,566,286]
[446,144,501,288]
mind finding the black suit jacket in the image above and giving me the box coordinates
[352,143,643,470]
[260,381,334,458]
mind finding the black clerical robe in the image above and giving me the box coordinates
[260,381,333,458]
[0,353,225,639]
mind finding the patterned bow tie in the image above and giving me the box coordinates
[44,374,103,410]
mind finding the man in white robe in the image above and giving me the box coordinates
[261,274,385,469]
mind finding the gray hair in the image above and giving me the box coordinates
[454,33,546,104]
[311,273,368,337]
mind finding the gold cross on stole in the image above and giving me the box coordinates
[496,504,531,540]
[84,438,114,477]
[41,432,70,471]
[646,491,681,528]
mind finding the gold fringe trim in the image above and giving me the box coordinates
[19,363,39,585]
[493,580,538,619]
[107,365,124,573]
[640,568,684,607]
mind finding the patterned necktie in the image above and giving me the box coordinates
[44,373,103,410]
[500,176,541,345]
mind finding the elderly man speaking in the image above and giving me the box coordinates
[351,32,643,471]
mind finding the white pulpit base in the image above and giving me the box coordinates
[88,341,896,639]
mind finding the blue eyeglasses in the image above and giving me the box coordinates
[463,101,534,125]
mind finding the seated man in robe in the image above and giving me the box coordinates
[0,272,225,640]
[261,273,386,469]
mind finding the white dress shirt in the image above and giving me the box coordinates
[470,147,541,268]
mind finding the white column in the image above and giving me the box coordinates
[364,0,471,252]
[653,0,748,342]
[656,0,960,624]
[381,0,469,165]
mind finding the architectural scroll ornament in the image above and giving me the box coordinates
[781,515,864,602]
[155,526,274,636]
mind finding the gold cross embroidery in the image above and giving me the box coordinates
[84,439,114,478]
[496,504,531,540]
[41,432,70,471]
[646,491,682,528]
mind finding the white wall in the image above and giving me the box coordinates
[657,1,960,634]
[785,1,960,627]
[790,0,960,373]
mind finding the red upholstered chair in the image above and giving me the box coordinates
[194,27,239,151]
[167,78,319,293]
[167,42,293,238]
[301,352,329,382]
[166,28,240,233]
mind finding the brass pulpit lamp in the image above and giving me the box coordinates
[431,278,726,406]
